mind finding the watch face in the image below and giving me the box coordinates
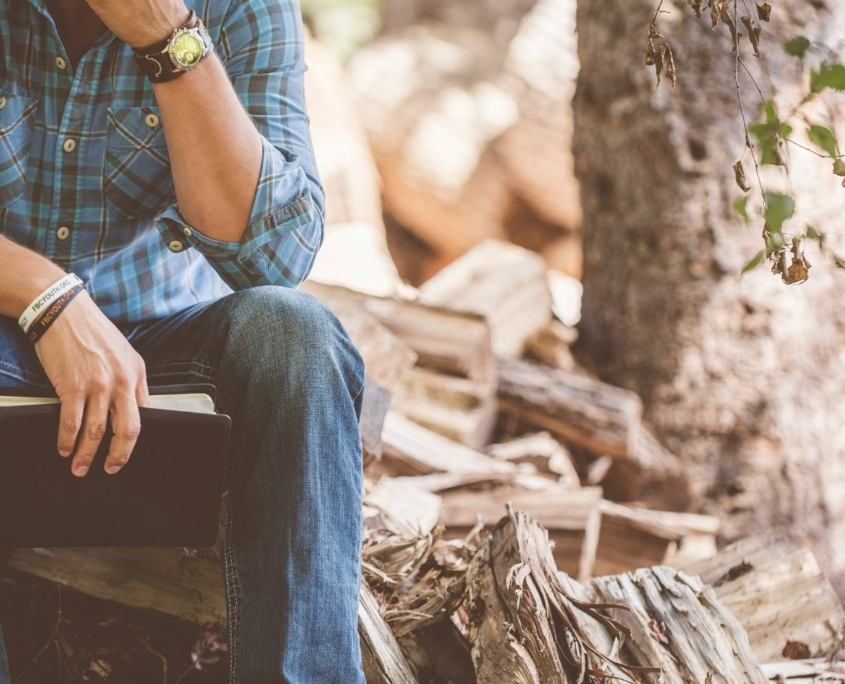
[171,33,203,68]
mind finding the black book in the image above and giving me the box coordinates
[0,384,231,548]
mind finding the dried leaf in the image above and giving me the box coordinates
[757,2,772,21]
[646,25,676,89]
[687,0,704,18]
[733,160,751,192]
[741,15,762,56]
[720,4,739,46]
[783,640,812,659]
[710,0,720,29]
[783,239,811,284]
[833,158,845,177]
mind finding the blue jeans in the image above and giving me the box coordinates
[0,286,367,684]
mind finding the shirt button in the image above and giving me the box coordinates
[63,138,77,153]
[182,226,193,237]
[145,113,160,128]
[55,56,67,70]
[56,226,70,240]
[168,240,184,252]
[0,96,6,110]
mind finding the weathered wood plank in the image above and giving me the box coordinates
[497,356,642,458]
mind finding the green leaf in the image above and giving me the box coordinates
[764,192,795,234]
[806,226,825,243]
[783,36,810,59]
[733,195,751,224]
[741,250,765,275]
[807,125,838,158]
[810,64,845,94]
[761,100,778,124]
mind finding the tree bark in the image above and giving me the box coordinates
[574,0,845,590]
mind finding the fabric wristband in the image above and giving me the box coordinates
[18,273,84,333]
[26,283,85,344]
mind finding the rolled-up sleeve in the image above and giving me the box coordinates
[154,0,325,290]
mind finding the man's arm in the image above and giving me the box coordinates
[88,0,325,290]
[0,236,151,476]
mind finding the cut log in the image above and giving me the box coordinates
[486,431,581,488]
[380,412,519,478]
[349,26,515,257]
[418,239,553,357]
[497,356,643,457]
[397,619,475,684]
[439,485,602,580]
[4,546,226,626]
[303,32,401,297]
[463,508,653,682]
[761,659,845,682]
[303,282,496,384]
[591,566,768,683]
[523,319,578,372]
[685,534,845,663]
[365,477,442,537]
[495,0,581,230]
[389,366,498,449]
[594,501,719,578]
[361,378,392,467]
[359,583,419,684]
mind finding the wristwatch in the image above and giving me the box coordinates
[133,10,213,84]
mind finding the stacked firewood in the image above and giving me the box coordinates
[8,239,845,682]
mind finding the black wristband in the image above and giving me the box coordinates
[26,284,85,344]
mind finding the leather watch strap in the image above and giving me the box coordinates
[133,10,209,84]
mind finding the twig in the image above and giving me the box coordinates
[173,621,229,684]
[733,0,765,204]
[13,585,62,683]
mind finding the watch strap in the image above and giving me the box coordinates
[133,10,211,84]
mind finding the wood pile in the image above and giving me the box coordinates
[4,239,845,680]
[348,0,583,281]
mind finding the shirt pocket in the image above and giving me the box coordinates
[104,106,176,220]
[0,92,38,209]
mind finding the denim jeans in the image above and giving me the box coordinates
[0,286,367,684]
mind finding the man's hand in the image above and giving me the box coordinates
[34,291,151,477]
[84,0,190,49]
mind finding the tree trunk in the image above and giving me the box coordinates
[574,1,845,590]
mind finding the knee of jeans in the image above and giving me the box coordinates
[225,286,365,396]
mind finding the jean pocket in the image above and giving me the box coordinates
[104,106,176,220]
[0,91,37,209]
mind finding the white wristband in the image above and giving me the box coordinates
[18,273,84,333]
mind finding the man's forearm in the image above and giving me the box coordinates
[153,52,264,244]
[0,235,67,318]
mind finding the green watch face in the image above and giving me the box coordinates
[171,33,203,68]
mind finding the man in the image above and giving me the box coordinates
[0,0,366,682]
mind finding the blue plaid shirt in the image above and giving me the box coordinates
[0,0,324,324]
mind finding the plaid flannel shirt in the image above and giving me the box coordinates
[0,0,324,324]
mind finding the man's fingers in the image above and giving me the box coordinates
[57,392,85,458]
[136,373,152,409]
[104,393,142,475]
[71,393,110,477]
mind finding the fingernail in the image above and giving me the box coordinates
[58,449,70,458]
[73,465,89,477]
[105,465,122,475]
